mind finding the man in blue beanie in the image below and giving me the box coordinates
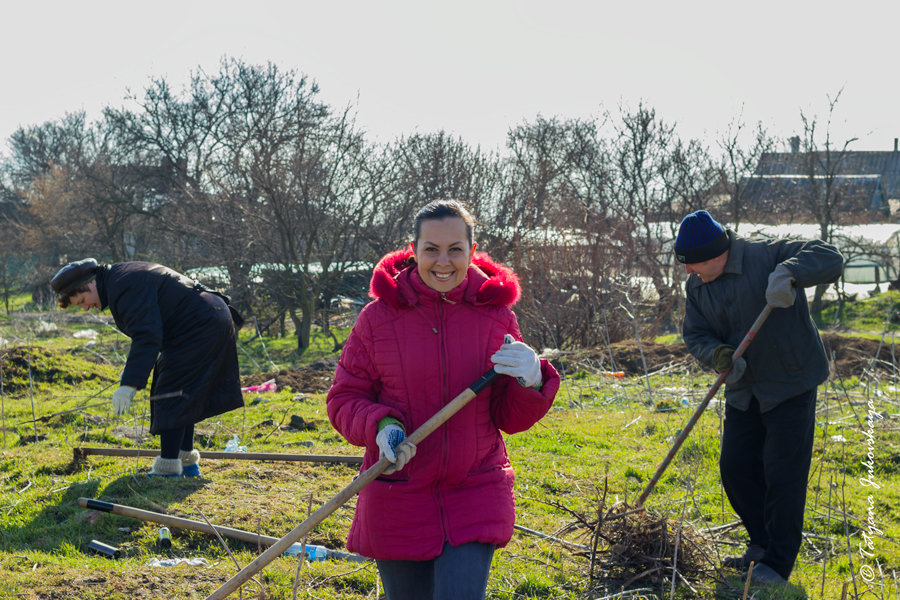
[674,210,843,586]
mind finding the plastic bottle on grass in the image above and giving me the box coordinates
[284,543,329,561]
[224,435,247,453]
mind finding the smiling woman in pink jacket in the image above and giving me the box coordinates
[327,199,560,600]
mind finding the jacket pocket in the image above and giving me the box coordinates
[375,462,411,482]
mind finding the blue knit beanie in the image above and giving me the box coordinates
[674,210,730,264]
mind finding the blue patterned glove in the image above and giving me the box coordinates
[375,420,417,474]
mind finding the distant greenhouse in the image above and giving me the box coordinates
[739,222,900,298]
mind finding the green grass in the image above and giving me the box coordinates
[1,310,900,599]
[235,325,351,375]
[820,290,900,333]
[655,333,683,345]
[0,291,41,314]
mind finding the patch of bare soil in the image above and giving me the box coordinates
[567,340,694,375]
[820,332,899,380]
[50,570,239,600]
[242,357,338,394]
[561,333,897,380]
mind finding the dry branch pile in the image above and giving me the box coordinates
[583,504,711,588]
[542,481,723,596]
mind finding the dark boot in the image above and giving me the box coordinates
[744,562,786,585]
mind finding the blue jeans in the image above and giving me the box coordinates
[376,541,495,600]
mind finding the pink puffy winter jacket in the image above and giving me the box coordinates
[326,249,560,560]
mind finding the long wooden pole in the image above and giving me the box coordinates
[78,497,283,546]
[636,304,773,508]
[76,497,367,561]
[205,368,500,600]
[73,447,363,464]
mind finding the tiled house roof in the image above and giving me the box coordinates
[740,147,900,221]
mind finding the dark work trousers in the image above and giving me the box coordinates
[720,387,816,579]
[159,424,195,459]
[376,541,495,600]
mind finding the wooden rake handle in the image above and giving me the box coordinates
[204,368,500,600]
[636,304,774,508]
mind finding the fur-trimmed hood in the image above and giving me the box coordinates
[369,248,521,309]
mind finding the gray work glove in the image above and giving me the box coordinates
[725,357,746,384]
[375,418,417,475]
[112,385,137,415]
[491,335,542,388]
[766,264,797,308]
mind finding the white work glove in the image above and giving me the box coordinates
[112,385,137,415]
[725,357,746,384]
[766,264,796,308]
[491,334,542,389]
[375,423,417,474]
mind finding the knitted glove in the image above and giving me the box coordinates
[375,418,417,474]
[491,334,542,388]
[112,385,137,416]
[711,345,736,372]
[766,264,797,308]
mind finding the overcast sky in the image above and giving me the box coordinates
[2,0,899,158]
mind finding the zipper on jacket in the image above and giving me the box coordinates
[436,297,450,539]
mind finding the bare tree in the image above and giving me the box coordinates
[380,131,502,253]
[609,103,706,332]
[104,66,256,309]
[716,115,774,230]
[0,180,33,312]
[203,61,383,353]
[107,59,393,352]
[5,113,89,191]
[798,89,858,317]
[9,113,164,263]
[493,116,641,350]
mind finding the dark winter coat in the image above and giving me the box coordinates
[326,249,560,560]
[96,262,243,433]
[682,231,844,412]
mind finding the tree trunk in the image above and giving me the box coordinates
[811,283,828,323]
[289,300,315,355]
